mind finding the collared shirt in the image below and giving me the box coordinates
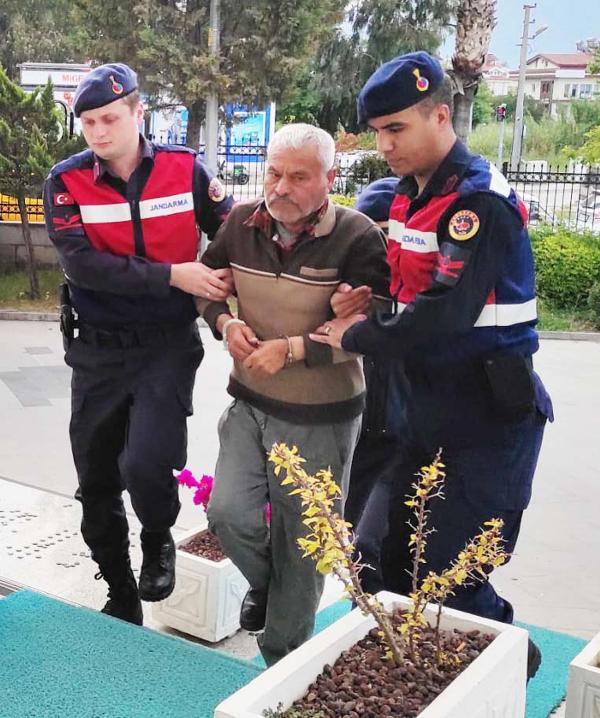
[395,139,473,209]
[244,200,333,252]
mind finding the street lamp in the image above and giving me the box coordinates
[509,5,548,172]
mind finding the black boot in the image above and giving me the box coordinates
[138,529,176,602]
[527,638,542,682]
[96,567,143,626]
[239,588,268,632]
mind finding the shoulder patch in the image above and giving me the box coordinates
[208,176,226,203]
[54,192,75,206]
[448,209,480,241]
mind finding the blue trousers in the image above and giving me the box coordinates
[66,323,203,572]
[355,365,550,623]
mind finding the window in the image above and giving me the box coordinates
[532,83,536,93]
[579,83,593,98]
[564,84,572,98]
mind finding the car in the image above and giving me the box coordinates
[519,192,558,227]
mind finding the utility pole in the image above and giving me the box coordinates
[204,0,220,173]
[510,4,548,172]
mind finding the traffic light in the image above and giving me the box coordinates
[496,104,507,122]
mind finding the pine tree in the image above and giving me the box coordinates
[0,67,79,297]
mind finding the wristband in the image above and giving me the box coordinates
[222,318,246,351]
[284,335,294,365]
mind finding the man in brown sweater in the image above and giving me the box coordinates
[198,123,390,665]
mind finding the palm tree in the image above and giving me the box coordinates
[450,0,497,142]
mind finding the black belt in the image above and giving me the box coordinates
[78,323,193,349]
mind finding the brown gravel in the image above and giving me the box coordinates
[288,607,495,718]
[179,529,227,562]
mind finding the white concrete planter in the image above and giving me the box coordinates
[565,631,600,717]
[152,528,249,643]
[215,591,529,718]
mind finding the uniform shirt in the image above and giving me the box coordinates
[43,136,233,326]
[342,141,538,367]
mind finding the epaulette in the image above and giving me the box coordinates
[50,149,95,178]
[153,143,196,156]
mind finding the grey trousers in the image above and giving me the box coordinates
[207,399,361,666]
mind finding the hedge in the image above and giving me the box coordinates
[530,226,600,308]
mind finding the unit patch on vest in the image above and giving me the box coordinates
[448,209,480,241]
[434,241,471,287]
[208,177,226,203]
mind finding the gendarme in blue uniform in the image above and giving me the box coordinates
[348,53,553,644]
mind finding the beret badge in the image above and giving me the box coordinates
[110,75,125,96]
[413,68,430,93]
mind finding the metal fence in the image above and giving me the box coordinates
[214,143,266,201]
[3,149,600,235]
[502,164,600,234]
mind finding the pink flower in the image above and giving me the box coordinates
[192,475,214,512]
[178,468,270,522]
[176,468,199,489]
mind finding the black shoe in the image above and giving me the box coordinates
[240,588,267,631]
[527,638,542,682]
[95,569,143,626]
[138,530,176,602]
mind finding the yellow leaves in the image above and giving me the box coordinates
[270,442,509,671]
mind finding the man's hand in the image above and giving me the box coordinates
[331,283,372,318]
[309,315,367,349]
[226,322,260,362]
[170,262,233,300]
[243,339,288,376]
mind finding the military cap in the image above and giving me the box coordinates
[356,177,398,222]
[73,63,138,117]
[357,51,445,125]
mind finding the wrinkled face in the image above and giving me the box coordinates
[264,145,335,226]
[369,102,447,178]
[79,97,143,161]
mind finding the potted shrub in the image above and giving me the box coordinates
[565,632,600,718]
[215,446,529,718]
[152,471,249,643]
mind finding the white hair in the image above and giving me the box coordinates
[267,123,336,171]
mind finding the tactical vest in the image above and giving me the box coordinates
[56,148,200,326]
[60,151,199,263]
[387,158,538,358]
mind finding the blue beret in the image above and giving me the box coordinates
[74,63,138,117]
[357,51,445,125]
[356,177,398,222]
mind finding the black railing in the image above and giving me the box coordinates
[501,163,600,233]
[3,152,599,236]
[213,144,266,201]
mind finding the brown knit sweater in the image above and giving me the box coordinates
[199,198,390,424]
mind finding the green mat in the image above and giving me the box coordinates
[0,590,261,718]
[252,599,587,718]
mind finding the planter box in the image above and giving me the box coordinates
[152,528,249,643]
[215,591,528,718]
[565,631,600,718]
